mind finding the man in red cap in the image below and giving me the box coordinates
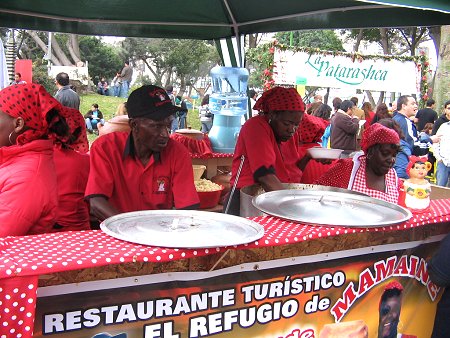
[85,85,199,222]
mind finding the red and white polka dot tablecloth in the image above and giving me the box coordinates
[1,199,449,337]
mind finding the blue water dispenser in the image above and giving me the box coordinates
[208,66,249,153]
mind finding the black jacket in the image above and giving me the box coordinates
[432,114,449,135]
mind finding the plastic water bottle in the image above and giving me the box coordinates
[209,66,249,116]
[208,66,249,153]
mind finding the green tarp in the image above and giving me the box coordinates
[0,1,448,40]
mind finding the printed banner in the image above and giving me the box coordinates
[273,50,419,94]
[34,239,443,338]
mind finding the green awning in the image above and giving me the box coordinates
[0,1,448,40]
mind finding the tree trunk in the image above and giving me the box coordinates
[434,25,450,109]
[67,34,81,64]
[353,29,364,52]
[50,35,73,66]
[28,31,62,66]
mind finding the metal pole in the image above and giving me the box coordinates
[47,32,52,76]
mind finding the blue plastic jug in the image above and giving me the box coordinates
[208,66,249,153]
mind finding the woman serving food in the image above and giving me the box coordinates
[225,86,324,215]
[315,123,401,203]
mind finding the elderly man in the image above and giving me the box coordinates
[393,95,439,178]
[85,85,199,221]
[54,72,80,110]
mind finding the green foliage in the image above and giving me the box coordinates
[79,36,123,84]
[246,43,275,89]
[32,59,57,93]
[275,30,345,51]
[121,37,218,91]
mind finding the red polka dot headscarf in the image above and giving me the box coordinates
[253,87,305,113]
[361,123,400,154]
[54,106,89,153]
[0,84,60,145]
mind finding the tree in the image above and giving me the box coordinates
[78,36,123,82]
[434,25,450,108]
[121,37,218,96]
[275,30,344,51]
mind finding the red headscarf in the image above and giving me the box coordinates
[253,87,305,113]
[360,123,400,154]
[53,106,89,153]
[0,84,60,145]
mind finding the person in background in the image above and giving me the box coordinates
[54,72,80,110]
[224,86,324,215]
[176,95,188,129]
[0,84,71,236]
[248,89,259,117]
[371,103,392,125]
[330,99,359,155]
[316,123,401,203]
[84,103,105,134]
[10,72,26,85]
[376,118,411,180]
[52,106,90,231]
[428,233,450,338]
[111,72,121,97]
[393,95,439,160]
[415,98,438,132]
[432,108,450,187]
[331,97,342,117]
[85,85,199,222]
[119,60,133,98]
[198,94,213,133]
[313,94,323,103]
[432,100,450,136]
[362,102,375,128]
[166,85,178,133]
[98,102,130,136]
[312,103,332,148]
[97,77,109,96]
[306,101,322,115]
[350,96,365,120]
[389,101,398,115]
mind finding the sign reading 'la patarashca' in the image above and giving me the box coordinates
[274,49,420,94]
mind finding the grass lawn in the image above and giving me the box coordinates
[80,93,202,145]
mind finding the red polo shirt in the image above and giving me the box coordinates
[85,132,199,212]
[53,147,90,231]
[231,115,306,189]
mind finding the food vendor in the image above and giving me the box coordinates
[85,85,199,222]
[315,123,401,203]
[224,86,322,215]
[0,84,72,236]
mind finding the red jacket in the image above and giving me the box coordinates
[0,140,57,236]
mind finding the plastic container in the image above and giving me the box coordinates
[208,66,249,153]
[209,66,249,116]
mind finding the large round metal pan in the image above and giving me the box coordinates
[252,190,412,228]
[100,210,264,248]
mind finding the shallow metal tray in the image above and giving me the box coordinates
[252,190,412,228]
[100,210,264,248]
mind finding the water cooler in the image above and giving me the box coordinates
[208,66,249,153]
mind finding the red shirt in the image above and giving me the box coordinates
[85,132,199,212]
[231,115,306,189]
[53,147,90,231]
[0,140,57,236]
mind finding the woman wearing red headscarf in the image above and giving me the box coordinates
[315,123,401,203]
[225,86,320,215]
[0,84,72,236]
[52,106,91,231]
